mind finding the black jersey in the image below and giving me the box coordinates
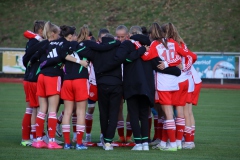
[27,40,49,82]
[23,38,39,81]
[30,37,70,77]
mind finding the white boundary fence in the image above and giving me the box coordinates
[0,48,239,79]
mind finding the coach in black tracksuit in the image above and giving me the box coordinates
[70,36,122,145]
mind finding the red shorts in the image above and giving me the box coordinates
[28,82,39,107]
[186,92,193,104]
[158,91,176,105]
[173,80,188,106]
[192,83,202,105]
[88,83,98,101]
[37,74,61,97]
[61,79,89,102]
[23,81,30,102]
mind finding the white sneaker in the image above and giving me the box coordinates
[104,143,113,150]
[182,142,194,149]
[142,142,149,151]
[131,144,143,151]
[149,138,161,146]
[85,134,91,142]
[56,123,62,137]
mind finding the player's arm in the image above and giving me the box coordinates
[88,39,121,51]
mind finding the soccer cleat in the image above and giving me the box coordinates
[125,142,136,147]
[56,123,62,137]
[104,143,113,150]
[20,140,32,147]
[112,141,125,147]
[177,144,182,150]
[160,146,177,151]
[84,142,97,147]
[142,143,149,151]
[34,140,48,148]
[149,138,161,146]
[131,144,143,151]
[48,141,63,149]
[64,143,74,150]
[85,134,91,142]
[192,142,195,148]
[76,144,88,150]
[182,142,194,149]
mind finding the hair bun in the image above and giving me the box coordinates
[60,25,67,31]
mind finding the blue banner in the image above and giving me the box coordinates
[193,55,235,79]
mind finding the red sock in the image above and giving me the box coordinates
[85,113,93,134]
[161,121,168,142]
[148,115,152,140]
[175,117,185,141]
[117,121,124,141]
[57,111,64,124]
[31,124,36,139]
[165,119,176,142]
[48,112,57,139]
[184,126,192,142]
[62,125,71,144]
[76,125,85,144]
[22,108,32,140]
[72,113,77,133]
[36,112,46,138]
[126,122,132,141]
[191,126,195,142]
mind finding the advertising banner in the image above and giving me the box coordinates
[2,51,26,74]
[193,55,235,79]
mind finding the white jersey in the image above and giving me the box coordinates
[191,66,202,84]
[88,62,96,85]
[156,73,179,91]
[188,71,195,92]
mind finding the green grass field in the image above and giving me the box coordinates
[0,83,240,160]
[0,0,239,51]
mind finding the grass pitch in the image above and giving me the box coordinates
[0,83,240,160]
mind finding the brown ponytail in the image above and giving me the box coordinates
[149,22,168,49]
[161,22,184,45]
[77,24,90,43]
[33,20,45,34]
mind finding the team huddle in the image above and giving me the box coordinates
[21,20,201,151]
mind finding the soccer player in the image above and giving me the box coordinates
[161,22,197,150]
[142,22,196,151]
[60,25,90,150]
[21,20,45,147]
[183,66,202,149]
[30,22,88,149]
